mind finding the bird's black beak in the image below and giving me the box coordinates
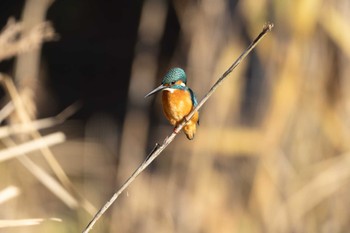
[144,84,167,98]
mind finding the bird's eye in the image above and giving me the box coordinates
[171,81,176,85]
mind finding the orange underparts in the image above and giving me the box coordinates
[162,89,199,140]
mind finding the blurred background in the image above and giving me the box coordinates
[0,0,350,232]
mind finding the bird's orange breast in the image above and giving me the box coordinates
[162,89,192,125]
[162,89,199,140]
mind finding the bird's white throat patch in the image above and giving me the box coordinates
[164,82,186,93]
[164,88,176,93]
[164,83,186,93]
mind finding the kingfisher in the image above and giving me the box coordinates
[145,67,199,140]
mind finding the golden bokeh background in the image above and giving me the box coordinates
[1,0,350,232]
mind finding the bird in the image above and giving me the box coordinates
[145,67,199,140]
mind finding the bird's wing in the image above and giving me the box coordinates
[188,88,198,107]
[188,88,200,125]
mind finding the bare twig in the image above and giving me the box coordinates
[1,136,79,208]
[0,101,15,124]
[0,101,81,139]
[83,22,274,233]
[0,73,74,186]
[0,19,57,61]
[0,217,61,228]
[0,186,20,205]
[17,156,78,208]
[0,74,96,215]
[13,0,55,121]
[0,132,65,163]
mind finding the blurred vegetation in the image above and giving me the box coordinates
[1,0,350,233]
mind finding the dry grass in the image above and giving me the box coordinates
[1,0,350,233]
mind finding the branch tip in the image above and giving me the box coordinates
[264,22,274,32]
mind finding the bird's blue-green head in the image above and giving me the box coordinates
[161,67,187,85]
[145,67,187,98]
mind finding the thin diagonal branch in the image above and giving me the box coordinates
[83,22,274,233]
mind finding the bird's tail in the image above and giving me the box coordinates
[183,123,196,140]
